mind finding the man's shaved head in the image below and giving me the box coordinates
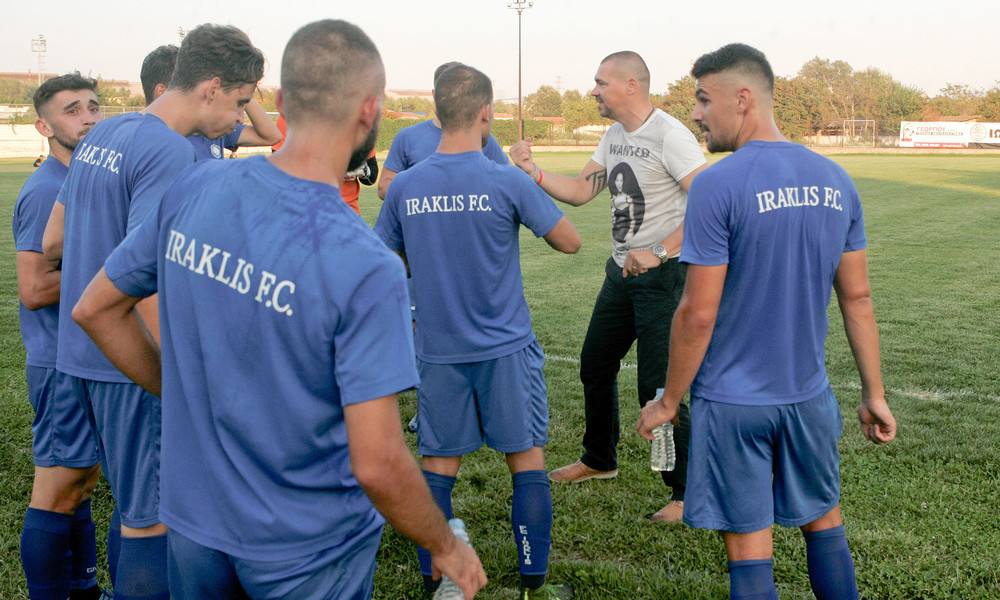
[434,64,493,131]
[280,19,384,126]
[434,61,463,87]
[600,51,651,93]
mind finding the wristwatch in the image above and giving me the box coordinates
[652,245,668,263]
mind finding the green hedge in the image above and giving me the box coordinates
[490,119,550,146]
[376,118,428,151]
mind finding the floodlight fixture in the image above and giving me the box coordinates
[31,35,46,85]
[507,0,533,139]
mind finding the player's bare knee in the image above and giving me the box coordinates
[78,464,102,498]
[505,447,545,473]
[800,505,843,534]
[421,455,462,477]
[30,465,102,513]
[65,464,101,494]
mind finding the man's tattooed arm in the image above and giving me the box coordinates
[586,169,607,197]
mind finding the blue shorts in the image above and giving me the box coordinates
[73,376,161,528]
[26,365,99,468]
[684,386,843,533]
[417,340,549,457]
[167,521,381,599]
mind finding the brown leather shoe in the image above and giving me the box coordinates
[547,460,618,483]
[650,500,684,523]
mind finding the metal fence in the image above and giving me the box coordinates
[0,103,142,124]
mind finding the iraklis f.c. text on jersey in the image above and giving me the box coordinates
[164,230,296,317]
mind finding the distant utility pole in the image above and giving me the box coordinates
[507,0,532,139]
[177,27,187,42]
[31,35,46,85]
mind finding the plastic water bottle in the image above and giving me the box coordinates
[650,389,676,472]
[650,422,676,472]
[433,519,470,600]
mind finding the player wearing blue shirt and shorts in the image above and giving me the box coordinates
[73,20,487,600]
[14,73,104,600]
[636,44,897,600]
[376,64,580,600]
[378,61,512,433]
[43,25,265,600]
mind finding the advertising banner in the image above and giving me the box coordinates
[899,122,966,148]
[899,122,1000,148]
[966,123,1000,149]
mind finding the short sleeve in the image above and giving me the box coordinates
[383,128,410,173]
[661,124,707,183]
[680,172,731,266]
[843,183,867,252]
[13,184,58,253]
[333,253,417,406]
[374,183,405,252]
[510,169,564,238]
[222,125,246,151]
[591,130,609,168]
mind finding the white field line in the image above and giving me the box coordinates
[543,353,997,402]
[544,353,635,371]
[838,380,1000,403]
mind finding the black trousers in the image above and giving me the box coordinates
[578,257,690,501]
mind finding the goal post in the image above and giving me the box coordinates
[842,119,876,147]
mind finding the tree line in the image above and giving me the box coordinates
[4,56,999,141]
[520,57,1000,141]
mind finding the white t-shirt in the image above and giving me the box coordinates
[592,108,705,266]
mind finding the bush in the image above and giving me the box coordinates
[491,119,549,146]
[376,118,429,152]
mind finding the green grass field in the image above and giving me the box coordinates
[1,152,998,599]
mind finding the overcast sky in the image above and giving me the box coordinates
[2,0,997,101]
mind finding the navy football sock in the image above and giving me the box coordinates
[417,471,456,577]
[804,525,859,600]
[107,507,121,585]
[21,507,73,600]
[114,534,169,600]
[69,499,99,592]
[512,470,552,589]
[727,558,778,600]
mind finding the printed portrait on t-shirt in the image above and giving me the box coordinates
[609,161,645,244]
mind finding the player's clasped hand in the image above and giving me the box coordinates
[509,138,534,171]
[857,397,896,445]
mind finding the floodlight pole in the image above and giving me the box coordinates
[508,0,532,140]
[31,35,46,85]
